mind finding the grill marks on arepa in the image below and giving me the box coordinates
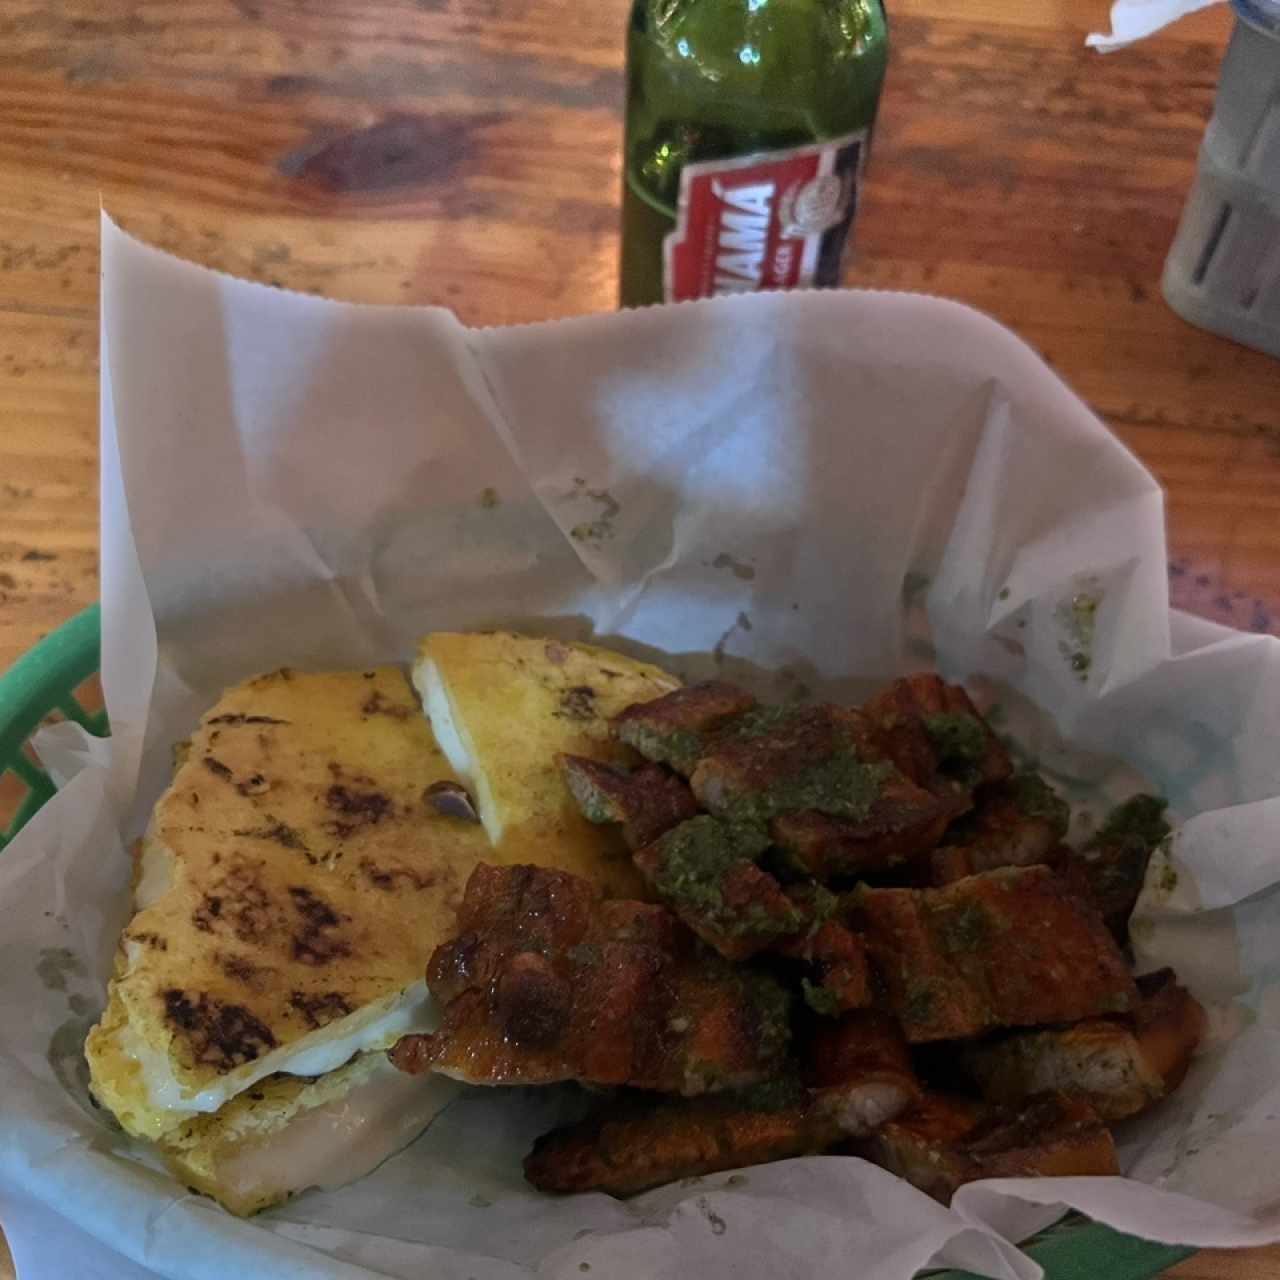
[85,666,493,1140]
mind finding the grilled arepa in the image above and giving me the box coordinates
[86,667,492,1141]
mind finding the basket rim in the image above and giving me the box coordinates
[0,601,100,688]
[0,603,1197,1278]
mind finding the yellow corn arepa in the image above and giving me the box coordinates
[415,631,681,898]
[160,1051,461,1216]
[86,666,491,1141]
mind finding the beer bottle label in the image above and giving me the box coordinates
[662,130,867,304]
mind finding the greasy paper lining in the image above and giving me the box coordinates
[2,215,1280,1279]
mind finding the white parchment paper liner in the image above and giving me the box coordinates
[3,215,1280,1278]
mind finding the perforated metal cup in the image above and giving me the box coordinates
[1162,0,1280,357]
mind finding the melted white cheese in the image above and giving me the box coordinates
[283,987,431,1078]
[217,1057,459,1207]
[416,655,500,845]
[121,981,438,1116]
[133,840,175,910]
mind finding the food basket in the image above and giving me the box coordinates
[0,603,1199,1280]
[0,604,106,851]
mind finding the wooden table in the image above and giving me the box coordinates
[1,0,1277,1275]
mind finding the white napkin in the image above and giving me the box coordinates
[1087,0,1227,50]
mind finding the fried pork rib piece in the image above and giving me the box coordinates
[770,783,966,881]
[1129,968,1208,1092]
[389,864,791,1094]
[856,866,1138,1043]
[963,968,1205,1121]
[776,887,873,1014]
[628,813,884,983]
[608,686,978,883]
[1062,794,1171,941]
[557,754,700,850]
[592,783,888,972]
[688,704,888,821]
[524,1088,833,1197]
[612,681,759,776]
[930,774,1071,884]
[861,674,1012,795]
[855,1091,1118,1202]
[632,815,802,960]
[804,1011,921,1134]
[525,1012,919,1196]
[686,703,965,879]
[557,744,805,961]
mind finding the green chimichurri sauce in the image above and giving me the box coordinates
[923,712,989,785]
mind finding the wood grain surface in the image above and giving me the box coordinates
[1,0,1277,1277]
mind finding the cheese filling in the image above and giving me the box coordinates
[417,656,500,844]
[133,839,176,910]
[121,981,438,1116]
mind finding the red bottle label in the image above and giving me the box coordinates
[663,131,867,304]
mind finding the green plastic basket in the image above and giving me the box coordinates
[0,605,1196,1279]
[0,603,106,849]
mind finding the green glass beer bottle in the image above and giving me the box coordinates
[620,0,889,308]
